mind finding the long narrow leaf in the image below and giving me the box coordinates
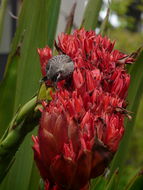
[0,96,38,182]
[0,28,26,137]
[0,0,61,189]
[91,176,106,190]
[0,0,8,41]
[124,169,143,190]
[105,169,119,190]
[82,0,103,30]
[64,2,76,34]
[100,8,110,36]
[110,51,143,188]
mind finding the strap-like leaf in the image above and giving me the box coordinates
[0,0,8,41]
[110,50,143,188]
[82,0,103,30]
[124,169,143,190]
[0,0,61,189]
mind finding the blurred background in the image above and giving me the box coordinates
[0,0,143,189]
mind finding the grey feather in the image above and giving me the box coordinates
[46,55,74,82]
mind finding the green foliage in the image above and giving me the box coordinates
[0,0,8,41]
[104,169,119,190]
[110,0,143,31]
[109,29,143,53]
[82,0,103,30]
[0,96,38,182]
[110,50,143,189]
[118,96,143,189]
[0,0,61,190]
[91,177,106,190]
[124,169,143,190]
[111,0,132,15]
[100,8,110,36]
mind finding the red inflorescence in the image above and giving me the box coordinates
[33,29,133,190]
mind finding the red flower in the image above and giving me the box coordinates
[37,46,52,76]
[33,29,133,190]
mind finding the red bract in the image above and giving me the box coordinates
[38,46,52,77]
[33,29,133,190]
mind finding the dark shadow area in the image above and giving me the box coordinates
[0,54,8,80]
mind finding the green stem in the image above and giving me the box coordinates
[0,96,41,182]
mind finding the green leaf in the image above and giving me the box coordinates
[110,50,143,187]
[0,0,8,41]
[91,176,106,190]
[14,0,61,110]
[39,178,45,190]
[26,149,41,190]
[64,2,76,34]
[124,169,143,190]
[0,31,25,137]
[100,8,110,36]
[0,96,39,182]
[0,0,61,189]
[82,0,103,30]
[105,169,119,190]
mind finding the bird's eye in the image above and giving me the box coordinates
[52,71,62,82]
[51,72,59,82]
[46,64,50,71]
